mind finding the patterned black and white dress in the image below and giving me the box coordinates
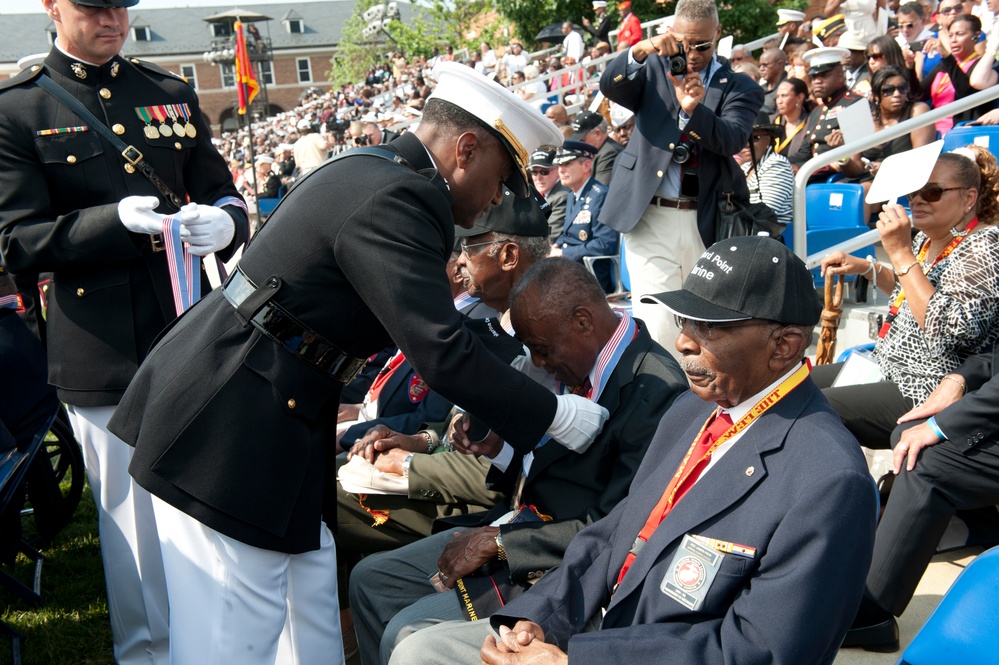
[876,224,999,402]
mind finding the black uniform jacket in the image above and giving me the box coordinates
[0,48,247,406]
[110,132,558,553]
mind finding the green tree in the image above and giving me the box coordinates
[386,0,501,61]
[329,0,389,87]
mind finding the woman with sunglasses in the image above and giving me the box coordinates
[858,67,934,179]
[772,78,814,161]
[865,36,923,96]
[918,14,985,135]
[816,152,999,449]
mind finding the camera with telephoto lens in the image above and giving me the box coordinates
[667,44,687,75]
[672,140,696,164]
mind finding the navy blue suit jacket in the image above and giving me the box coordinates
[339,356,453,447]
[493,379,878,665]
[598,52,763,248]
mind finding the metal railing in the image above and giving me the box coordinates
[793,84,999,269]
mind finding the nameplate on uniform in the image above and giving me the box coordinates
[660,533,723,611]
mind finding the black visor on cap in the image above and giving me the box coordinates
[70,0,140,7]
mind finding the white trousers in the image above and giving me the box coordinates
[66,404,169,665]
[151,496,345,665]
[624,205,705,360]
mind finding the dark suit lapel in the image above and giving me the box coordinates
[376,359,414,417]
[525,329,650,482]
[607,382,814,606]
[702,63,733,113]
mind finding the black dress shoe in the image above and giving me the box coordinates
[841,617,900,653]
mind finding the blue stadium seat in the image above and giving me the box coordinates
[896,545,999,665]
[785,184,875,285]
[941,124,999,155]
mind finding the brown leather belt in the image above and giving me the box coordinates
[650,196,697,211]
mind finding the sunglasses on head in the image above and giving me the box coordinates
[882,83,910,96]
[908,184,964,202]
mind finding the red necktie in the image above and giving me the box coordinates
[573,377,592,398]
[615,410,734,588]
[367,352,407,403]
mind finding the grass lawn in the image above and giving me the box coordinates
[2,482,115,664]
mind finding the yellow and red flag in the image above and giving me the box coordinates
[234,20,259,114]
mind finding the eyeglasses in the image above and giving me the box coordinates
[460,239,497,256]
[939,5,964,13]
[882,83,910,96]
[907,184,965,202]
[530,168,552,176]
[674,315,773,341]
[899,21,917,29]
[866,52,885,60]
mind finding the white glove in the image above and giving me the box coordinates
[546,394,610,454]
[118,196,165,235]
[181,204,235,256]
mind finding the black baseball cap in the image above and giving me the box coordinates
[456,186,551,238]
[553,140,598,165]
[529,146,557,169]
[570,110,605,140]
[641,236,821,325]
[70,0,140,7]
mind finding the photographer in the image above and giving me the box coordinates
[597,0,763,353]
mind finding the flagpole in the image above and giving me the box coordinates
[245,103,261,231]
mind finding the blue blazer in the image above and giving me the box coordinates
[598,52,763,248]
[556,177,617,291]
[493,380,878,665]
[339,356,453,447]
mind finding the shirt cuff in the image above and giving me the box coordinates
[927,416,948,441]
[625,48,645,78]
[490,443,514,472]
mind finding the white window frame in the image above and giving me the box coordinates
[220,63,235,89]
[132,26,151,42]
[286,19,304,34]
[259,60,274,86]
[296,57,312,83]
[180,63,197,89]
[211,22,230,38]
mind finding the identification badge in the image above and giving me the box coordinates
[573,210,591,225]
[660,533,723,611]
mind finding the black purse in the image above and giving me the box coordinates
[716,144,785,240]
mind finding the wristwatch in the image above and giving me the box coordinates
[495,530,507,561]
[401,453,414,478]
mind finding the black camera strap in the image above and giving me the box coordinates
[36,74,185,211]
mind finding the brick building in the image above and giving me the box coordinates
[0,1,411,133]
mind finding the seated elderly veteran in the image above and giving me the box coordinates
[844,339,999,651]
[550,141,618,292]
[335,237,508,452]
[349,257,687,665]
[334,189,553,557]
[817,151,999,449]
[392,236,879,665]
